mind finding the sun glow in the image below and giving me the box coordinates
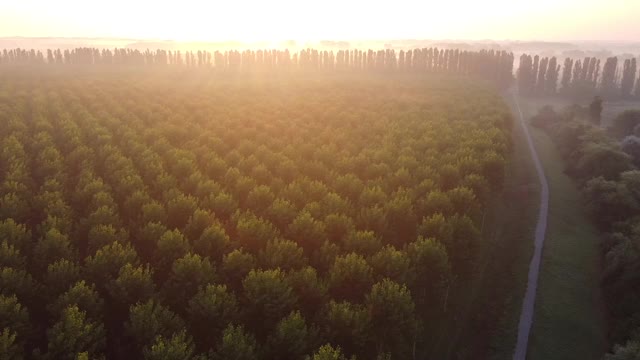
[1,0,639,42]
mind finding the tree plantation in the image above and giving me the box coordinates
[0,57,513,359]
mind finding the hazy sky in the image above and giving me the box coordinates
[1,0,638,42]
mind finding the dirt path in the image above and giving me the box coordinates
[512,93,549,360]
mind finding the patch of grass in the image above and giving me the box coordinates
[518,97,607,360]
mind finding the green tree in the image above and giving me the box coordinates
[259,238,306,271]
[44,259,81,299]
[365,279,417,357]
[328,253,373,303]
[84,241,139,293]
[86,224,128,256]
[235,212,279,252]
[48,281,104,321]
[0,295,29,341]
[306,344,352,360]
[193,224,230,261]
[210,324,257,360]
[319,301,370,357]
[242,269,297,337]
[343,231,381,257]
[143,331,195,360]
[406,237,450,315]
[266,311,311,360]
[0,242,25,270]
[0,220,31,255]
[161,253,216,310]
[287,211,328,253]
[166,193,198,229]
[187,284,238,350]
[286,267,327,320]
[589,96,604,125]
[221,249,256,292]
[184,209,215,242]
[0,328,23,360]
[154,230,190,279]
[107,264,155,309]
[125,300,186,353]
[136,222,168,261]
[368,246,411,284]
[46,305,106,360]
[33,228,76,272]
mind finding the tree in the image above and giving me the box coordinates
[318,301,371,357]
[365,279,416,357]
[221,249,256,292]
[605,340,640,360]
[154,230,190,279]
[259,238,306,271]
[589,96,604,125]
[33,228,76,272]
[0,295,29,342]
[0,220,31,255]
[183,209,215,242]
[242,269,297,337]
[0,242,25,270]
[306,344,352,360]
[187,284,238,350]
[0,267,39,305]
[328,253,373,303]
[86,224,128,256]
[44,259,81,299]
[266,311,311,360]
[235,212,279,252]
[84,241,139,293]
[193,224,229,261]
[136,222,168,261]
[368,246,410,284]
[583,177,639,228]
[143,331,195,360]
[166,193,198,229]
[161,253,216,311]
[210,324,257,360]
[287,211,327,253]
[48,281,104,321]
[324,214,355,244]
[46,305,106,360]
[406,237,450,314]
[286,266,327,320]
[107,264,155,309]
[0,328,23,360]
[620,58,637,99]
[125,300,186,354]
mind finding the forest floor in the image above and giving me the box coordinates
[515,95,607,360]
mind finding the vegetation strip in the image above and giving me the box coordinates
[512,93,549,360]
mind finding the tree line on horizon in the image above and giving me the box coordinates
[0,47,514,88]
[517,54,640,100]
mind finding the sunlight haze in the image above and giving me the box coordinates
[1,0,638,42]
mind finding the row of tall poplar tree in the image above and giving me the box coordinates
[0,47,514,87]
[518,54,640,100]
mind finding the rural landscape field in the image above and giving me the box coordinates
[1,1,640,360]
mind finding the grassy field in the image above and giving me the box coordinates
[517,96,607,360]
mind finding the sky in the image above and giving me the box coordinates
[1,0,639,42]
